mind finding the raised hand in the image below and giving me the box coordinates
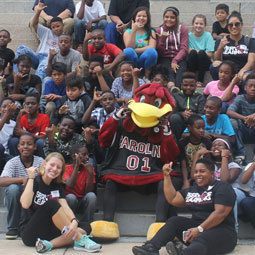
[59,104,70,115]
[156,31,168,40]
[5,103,18,117]
[94,65,103,76]
[93,87,102,102]
[84,30,93,42]
[219,36,230,48]
[132,67,143,77]
[26,166,38,179]
[162,162,173,176]
[49,49,58,59]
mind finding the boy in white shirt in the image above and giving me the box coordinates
[74,0,107,50]
[0,97,17,172]
[14,1,63,81]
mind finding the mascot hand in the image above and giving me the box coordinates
[161,120,172,136]
[114,107,131,120]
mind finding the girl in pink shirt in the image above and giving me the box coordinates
[204,60,240,112]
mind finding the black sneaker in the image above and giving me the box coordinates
[6,229,18,240]
[132,242,159,255]
[166,241,185,255]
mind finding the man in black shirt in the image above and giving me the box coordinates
[105,0,150,46]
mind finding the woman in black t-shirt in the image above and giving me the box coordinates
[210,11,255,83]
[132,158,237,255]
[20,152,101,253]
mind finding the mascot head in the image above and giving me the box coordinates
[127,83,175,128]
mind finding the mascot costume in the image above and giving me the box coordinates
[91,83,180,240]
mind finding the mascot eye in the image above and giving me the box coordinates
[154,98,162,108]
[140,95,145,103]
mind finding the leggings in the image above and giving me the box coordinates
[21,200,91,247]
[103,177,183,222]
[187,50,211,82]
[150,216,237,255]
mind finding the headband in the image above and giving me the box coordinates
[212,138,230,150]
[164,7,179,17]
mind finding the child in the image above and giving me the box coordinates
[0,97,17,172]
[123,7,158,80]
[0,133,44,239]
[84,54,113,99]
[156,7,188,87]
[178,114,212,189]
[227,73,255,154]
[212,4,230,40]
[83,29,125,74]
[202,96,235,144]
[111,61,144,105]
[56,74,91,131]
[14,2,63,81]
[75,0,107,49]
[204,61,240,113]
[187,14,214,87]
[82,89,117,128]
[0,29,15,76]
[64,144,97,222]
[6,54,42,105]
[44,115,87,164]
[170,72,206,140]
[43,62,67,120]
[47,34,81,77]
[10,93,50,158]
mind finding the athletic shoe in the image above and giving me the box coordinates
[35,238,53,253]
[5,229,18,239]
[166,241,185,255]
[74,235,101,253]
[132,242,159,255]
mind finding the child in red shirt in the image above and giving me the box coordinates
[83,29,125,74]
[64,144,96,223]
[9,93,49,157]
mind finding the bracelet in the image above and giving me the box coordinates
[71,218,79,224]
[28,178,35,180]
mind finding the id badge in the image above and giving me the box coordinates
[51,190,60,199]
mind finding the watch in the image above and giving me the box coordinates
[197,225,204,233]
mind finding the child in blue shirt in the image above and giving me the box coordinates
[43,62,67,120]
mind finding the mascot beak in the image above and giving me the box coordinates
[128,100,172,128]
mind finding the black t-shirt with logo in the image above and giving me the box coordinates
[215,35,255,71]
[179,180,236,230]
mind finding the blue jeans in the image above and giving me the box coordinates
[5,184,24,230]
[74,19,108,44]
[124,47,158,70]
[105,22,122,45]
[66,192,97,222]
[14,45,48,81]
[233,188,246,232]
[8,137,45,158]
[240,196,255,227]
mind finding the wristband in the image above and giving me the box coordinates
[71,217,79,224]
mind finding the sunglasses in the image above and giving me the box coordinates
[228,22,241,28]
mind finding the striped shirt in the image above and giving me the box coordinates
[1,156,44,178]
[228,95,255,116]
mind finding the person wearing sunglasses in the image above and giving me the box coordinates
[210,11,255,91]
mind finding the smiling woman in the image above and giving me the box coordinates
[19,152,101,253]
[132,158,237,255]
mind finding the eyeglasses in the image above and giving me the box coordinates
[228,22,241,28]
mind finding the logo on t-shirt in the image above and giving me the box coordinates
[34,191,48,206]
[186,191,213,205]
[223,45,248,55]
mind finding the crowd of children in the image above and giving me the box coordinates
[1,1,255,254]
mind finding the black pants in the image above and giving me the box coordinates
[103,178,183,222]
[158,57,187,87]
[150,216,237,255]
[21,200,91,247]
[187,50,211,83]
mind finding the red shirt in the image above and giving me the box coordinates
[20,113,50,137]
[64,164,96,198]
[88,43,122,64]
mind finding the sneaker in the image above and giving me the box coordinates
[35,238,53,253]
[6,229,18,239]
[74,235,101,253]
[132,242,159,255]
[166,241,185,255]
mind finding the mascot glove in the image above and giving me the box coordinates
[113,107,130,120]
[162,121,172,136]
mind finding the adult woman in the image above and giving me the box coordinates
[211,11,255,83]
[156,7,188,88]
[123,7,158,81]
[132,158,237,255]
[20,152,101,253]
